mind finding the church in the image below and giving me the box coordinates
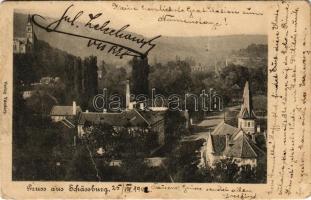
[201,81,266,168]
[13,15,35,54]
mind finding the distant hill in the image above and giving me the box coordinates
[14,12,267,68]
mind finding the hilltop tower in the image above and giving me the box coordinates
[26,15,34,43]
[238,81,256,135]
[14,14,36,54]
[25,14,36,53]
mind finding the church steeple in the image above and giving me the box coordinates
[238,81,256,135]
[25,14,36,53]
[13,14,35,54]
[239,81,255,119]
[27,14,31,23]
[26,14,33,44]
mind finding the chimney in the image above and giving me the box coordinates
[129,102,133,110]
[257,125,261,133]
[73,136,76,147]
[126,80,130,110]
[225,134,230,149]
[73,101,77,115]
[184,110,189,129]
[140,103,144,110]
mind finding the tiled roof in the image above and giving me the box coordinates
[212,121,238,136]
[207,121,265,159]
[246,136,266,157]
[225,133,264,159]
[138,110,166,125]
[77,109,165,127]
[231,128,244,141]
[50,106,82,116]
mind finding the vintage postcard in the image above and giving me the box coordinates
[0,0,310,199]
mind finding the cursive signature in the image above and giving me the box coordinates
[32,4,161,58]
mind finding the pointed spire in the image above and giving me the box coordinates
[27,14,31,23]
[239,81,255,119]
[243,81,252,113]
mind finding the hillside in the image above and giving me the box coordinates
[14,12,267,67]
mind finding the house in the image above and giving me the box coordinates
[202,122,265,168]
[77,109,167,145]
[40,77,55,85]
[201,81,265,168]
[77,80,168,145]
[50,101,81,123]
[13,15,35,54]
[191,63,208,72]
[22,90,34,99]
[139,110,167,145]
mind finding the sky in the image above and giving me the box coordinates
[13,1,269,38]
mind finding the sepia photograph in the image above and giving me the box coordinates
[1,1,310,199]
[12,6,267,183]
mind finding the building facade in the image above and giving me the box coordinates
[13,15,35,54]
[201,81,265,168]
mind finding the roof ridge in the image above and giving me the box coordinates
[208,133,215,154]
[225,123,238,132]
[243,134,258,158]
[133,109,151,126]
[211,134,216,153]
[230,127,243,141]
[212,120,225,134]
[248,137,266,155]
[82,112,121,114]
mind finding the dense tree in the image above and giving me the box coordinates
[130,56,150,97]
[65,145,100,181]
[100,63,127,100]
[149,59,192,96]
[166,140,203,182]
[80,55,99,109]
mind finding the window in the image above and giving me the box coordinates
[248,122,251,127]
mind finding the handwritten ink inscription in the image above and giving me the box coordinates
[112,3,263,29]
[268,1,310,197]
[32,4,161,59]
[25,183,257,200]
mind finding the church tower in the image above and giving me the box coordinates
[25,14,35,53]
[238,81,256,135]
[26,15,33,43]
